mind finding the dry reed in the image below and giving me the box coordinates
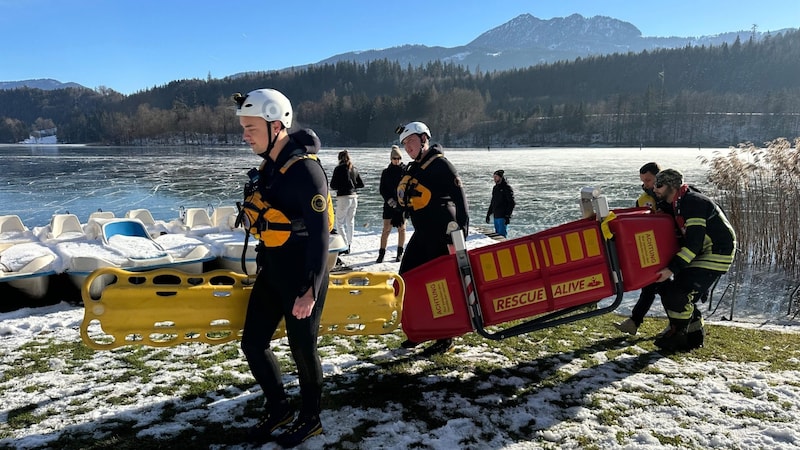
[702,137,800,278]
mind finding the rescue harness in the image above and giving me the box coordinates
[235,150,335,273]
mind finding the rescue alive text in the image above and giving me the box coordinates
[493,287,546,313]
[552,274,605,298]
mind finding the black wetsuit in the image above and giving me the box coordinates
[379,161,406,226]
[240,129,330,418]
[398,146,469,275]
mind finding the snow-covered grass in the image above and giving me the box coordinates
[2,229,800,449]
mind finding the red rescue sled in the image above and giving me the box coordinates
[401,193,679,342]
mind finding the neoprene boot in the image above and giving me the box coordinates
[376,248,386,263]
[395,246,404,262]
[246,402,294,444]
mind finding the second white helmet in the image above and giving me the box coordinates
[397,121,431,144]
[234,88,293,128]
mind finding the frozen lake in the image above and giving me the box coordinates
[0,144,714,237]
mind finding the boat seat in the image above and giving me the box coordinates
[125,208,168,237]
[125,209,157,226]
[89,211,115,221]
[50,214,84,240]
[102,219,151,242]
[0,215,26,233]
[102,219,170,261]
[184,208,214,230]
[211,206,238,229]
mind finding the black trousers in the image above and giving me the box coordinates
[631,282,660,326]
[241,246,328,417]
[657,268,721,325]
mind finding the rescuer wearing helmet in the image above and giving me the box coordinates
[234,88,329,446]
[652,168,736,351]
[395,121,469,355]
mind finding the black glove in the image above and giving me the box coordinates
[485,214,491,224]
[504,217,510,225]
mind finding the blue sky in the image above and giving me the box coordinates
[1,0,797,95]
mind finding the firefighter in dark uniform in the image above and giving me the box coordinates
[395,121,469,355]
[653,168,736,351]
[234,88,329,447]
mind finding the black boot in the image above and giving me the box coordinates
[275,415,323,448]
[246,404,294,444]
[376,248,386,263]
[395,246,404,262]
[654,319,690,351]
[686,309,705,349]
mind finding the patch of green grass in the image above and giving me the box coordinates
[641,392,680,407]
[6,403,39,429]
[730,383,756,398]
[652,431,688,447]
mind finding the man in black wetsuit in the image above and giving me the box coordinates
[395,121,469,355]
[234,88,329,447]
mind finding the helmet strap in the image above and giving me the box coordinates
[265,120,282,155]
[415,135,428,161]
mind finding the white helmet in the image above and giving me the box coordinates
[397,121,431,144]
[234,88,293,128]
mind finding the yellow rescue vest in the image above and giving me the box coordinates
[397,153,441,211]
[238,153,335,248]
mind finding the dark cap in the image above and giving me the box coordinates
[655,169,684,189]
[493,169,505,178]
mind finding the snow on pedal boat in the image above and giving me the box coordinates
[0,241,59,299]
[0,215,37,252]
[52,217,214,298]
[0,215,59,298]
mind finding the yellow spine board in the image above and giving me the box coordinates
[81,267,404,350]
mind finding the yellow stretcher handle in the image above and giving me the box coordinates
[80,267,404,350]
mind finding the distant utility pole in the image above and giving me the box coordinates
[658,66,665,111]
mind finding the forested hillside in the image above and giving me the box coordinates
[1,30,798,147]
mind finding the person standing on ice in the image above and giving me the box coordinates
[376,145,407,263]
[329,149,364,254]
[652,168,736,351]
[234,88,329,447]
[614,162,666,335]
[484,169,515,238]
[395,121,469,355]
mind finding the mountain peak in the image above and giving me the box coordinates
[467,13,642,49]
[0,78,86,91]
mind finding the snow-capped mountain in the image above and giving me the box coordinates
[319,13,790,72]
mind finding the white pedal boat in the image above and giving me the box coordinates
[51,216,215,297]
[0,215,59,298]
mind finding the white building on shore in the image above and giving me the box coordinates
[21,127,57,144]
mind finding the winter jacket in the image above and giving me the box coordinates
[330,163,364,196]
[487,179,515,220]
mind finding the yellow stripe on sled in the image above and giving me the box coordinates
[81,267,404,350]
